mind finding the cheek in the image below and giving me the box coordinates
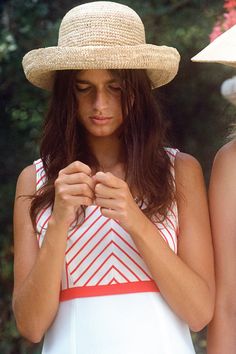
[112,96,122,114]
[77,98,89,119]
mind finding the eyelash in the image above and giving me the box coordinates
[109,86,121,91]
[76,87,90,92]
[76,85,122,93]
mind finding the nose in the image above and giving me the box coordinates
[93,89,108,113]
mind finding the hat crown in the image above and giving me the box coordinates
[58,1,145,47]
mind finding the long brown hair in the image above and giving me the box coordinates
[30,69,175,231]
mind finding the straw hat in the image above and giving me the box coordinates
[191,24,236,67]
[22,1,180,90]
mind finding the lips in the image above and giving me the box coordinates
[90,115,112,125]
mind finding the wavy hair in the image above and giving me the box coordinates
[30,69,175,231]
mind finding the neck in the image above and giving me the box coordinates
[87,135,124,171]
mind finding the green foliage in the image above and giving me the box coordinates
[1,0,234,353]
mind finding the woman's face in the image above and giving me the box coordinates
[75,69,123,139]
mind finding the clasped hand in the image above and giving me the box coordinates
[53,161,146,234]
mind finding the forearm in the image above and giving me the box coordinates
[131,219,213,331]
[13,218,69,342]
[207,304,236,353]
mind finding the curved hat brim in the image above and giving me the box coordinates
[22,44,180,90]
[191,24,236,68]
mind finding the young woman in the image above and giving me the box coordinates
[192,24,236,354]
[13,2,214,353]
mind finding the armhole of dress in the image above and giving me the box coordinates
[33,158,46,192]
[33,158,47,242]
[165,147,180,237]
[165,147,179,179]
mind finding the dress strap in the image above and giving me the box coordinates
[33,158,47,191]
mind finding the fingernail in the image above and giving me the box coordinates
[96,171,105,177]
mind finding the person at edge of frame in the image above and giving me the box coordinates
[192,23,236,354]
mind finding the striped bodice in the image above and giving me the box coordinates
[34,148,179,301]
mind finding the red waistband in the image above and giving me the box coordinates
[60,280,159,301]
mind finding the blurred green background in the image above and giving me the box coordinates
[1,0,235,353]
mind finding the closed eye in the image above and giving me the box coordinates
[108,85,122,91]
[76,84,91,92]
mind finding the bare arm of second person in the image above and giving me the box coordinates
[12,161,95,343]
[207,141,236,354]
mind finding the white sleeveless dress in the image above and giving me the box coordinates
[34,148,196,354]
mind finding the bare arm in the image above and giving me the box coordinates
[131,152,215,331]
[95,152,215,331]
[13,161,95,343]
[207,141,236,354]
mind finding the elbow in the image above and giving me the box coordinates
[189,285,215,332]
[190,320,209,333]
[189,305,214,333]
[15,320,44,343]
[13,305,45,343]
[12,296,58,343]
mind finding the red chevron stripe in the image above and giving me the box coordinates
[111,228,140,255]
[83,252,141,286]
[67,206,100,240]
[166,213,176,230]
[70,226,141,274]
[69,221,111,273]
[162,218,176,252]
[36,173,46,186]
[96,264,130,286]
[36,207,48,225]
[67,217,109,266]
[168,207,179,236]
[110,239,151,280]
[108,278,118,285]
[36,165,43,173]
[167,150,177,158]
[34,159,42,166]
[157,227,170,248]
[71,230,151,284]
[169,206,178,224]
[66,213,103,254]
[72,236,149,286]
[38,214,51,244]
[73,240,113,284]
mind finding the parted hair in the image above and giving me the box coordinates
[29,69,175,232]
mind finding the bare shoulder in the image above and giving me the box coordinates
[13,164,38,296]
[16,164,36,196]
[174,152,203,189]
[210,140,236,201]
[213,140,236,175]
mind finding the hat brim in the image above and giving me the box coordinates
[22,44,180,90]
[191,25,236,68]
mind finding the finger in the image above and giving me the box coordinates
[61,184,95,199]
[94,171,124,189]
[64,195,94,207]
[60,173,96,190]
[95,197,117,209]
[94,183,120,199]
[59,161,92,176]
[100,207,119,220]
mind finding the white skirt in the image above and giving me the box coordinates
[42,292,195,354]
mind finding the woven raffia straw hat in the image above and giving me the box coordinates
[22,1,180,91]
[191,24,236,67]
